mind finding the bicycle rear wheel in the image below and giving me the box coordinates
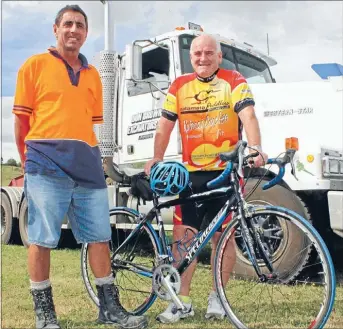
[81,207,160,315]
[214,205,336,328]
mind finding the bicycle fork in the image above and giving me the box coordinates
[238,204,276,282]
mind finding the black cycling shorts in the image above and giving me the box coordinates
[173,170,232,232]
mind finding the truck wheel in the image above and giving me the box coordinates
[233,178,311,282]
[1,192,13,244]
[19,198,30,248]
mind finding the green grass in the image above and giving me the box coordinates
[1,165,23,186]
[2,244,343,328]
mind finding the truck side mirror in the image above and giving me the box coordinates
[125,44,142,81]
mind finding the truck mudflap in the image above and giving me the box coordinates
[328,191,343,238]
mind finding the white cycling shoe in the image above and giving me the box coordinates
[156,301,194,323]
[205,291,226,320]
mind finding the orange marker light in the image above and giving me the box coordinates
[285,137,299,151]
[175,27,185,30]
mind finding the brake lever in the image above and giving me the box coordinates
[285,149,298,181]
[290,160,299,181]
[237,145,244,178]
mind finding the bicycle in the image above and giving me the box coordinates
[81,140,336,328]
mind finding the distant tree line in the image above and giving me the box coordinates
[1,157,21,167]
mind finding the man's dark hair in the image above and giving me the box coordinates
[55,5,88,30]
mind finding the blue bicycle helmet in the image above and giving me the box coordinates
[150,161,189,197]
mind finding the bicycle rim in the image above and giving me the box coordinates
[214,205,336,328]
[81,208,159,315]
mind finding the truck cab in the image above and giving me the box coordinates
[117,28,277,167]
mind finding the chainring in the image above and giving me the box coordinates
[152,264,181,301]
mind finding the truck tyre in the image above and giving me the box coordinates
[19,198,30,248]
[234,178,311,282]
[1,192,13,244]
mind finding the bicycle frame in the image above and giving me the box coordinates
[112,171,246,278]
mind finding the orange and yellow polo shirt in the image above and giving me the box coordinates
[12,47,106,188]
[162,69,255,172]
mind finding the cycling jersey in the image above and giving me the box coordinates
[162,69,255,172]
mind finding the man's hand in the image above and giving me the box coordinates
[250,151,268,168]
[20,157,26,170]
[144,158,162,176]
[14,114,30,172]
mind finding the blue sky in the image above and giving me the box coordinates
[1,1,342,161]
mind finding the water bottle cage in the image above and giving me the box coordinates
[167,228,201,263]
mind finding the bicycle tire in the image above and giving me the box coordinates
[81,207,160,315]
[214,205,336,328]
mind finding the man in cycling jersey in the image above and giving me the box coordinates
[144,33,268,323]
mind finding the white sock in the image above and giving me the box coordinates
[30,279,51,290]
[94,273,114,286]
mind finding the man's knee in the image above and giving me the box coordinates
[173,225,198,239]
[29,244,51,253]
[88,241,110,250]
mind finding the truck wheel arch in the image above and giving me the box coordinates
[234,177,312,282]
[19,197,30,248]
[1,191,13,244]
[244,167,291,191]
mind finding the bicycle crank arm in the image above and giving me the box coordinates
[161,276,187,312]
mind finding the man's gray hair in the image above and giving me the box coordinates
[190,34,222,53]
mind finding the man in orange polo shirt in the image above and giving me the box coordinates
[13,5,147,329]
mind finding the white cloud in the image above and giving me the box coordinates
[166,1,343,82]
[144,1,196,36]
[1,97,18,162]
[2,97,14,119]
[2,1,153,38]
[1,1,342,161]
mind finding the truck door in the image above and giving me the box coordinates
[119,39,181,165]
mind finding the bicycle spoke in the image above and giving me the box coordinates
[215,209,335,328]
[228,278,261,306]
[81,210,158,315]
[266,283,277,314]
[253,283,264,323]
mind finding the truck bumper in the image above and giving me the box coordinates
[328,191,343,238]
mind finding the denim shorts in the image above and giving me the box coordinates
[24,173,111,248]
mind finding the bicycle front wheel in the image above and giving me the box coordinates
[81,207,160,315]
[214,205,336,328]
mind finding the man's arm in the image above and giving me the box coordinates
[144,117,176,175]
[14,114,30,168]
[238,105,267,167]
[153,117,176,160]
[238,105,261,147]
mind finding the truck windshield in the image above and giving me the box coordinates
[179,35,273,83]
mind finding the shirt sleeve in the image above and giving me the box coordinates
[92,68,104,124]
[231,71,255,114]
[162,79,178,122]
[12,60,35,117]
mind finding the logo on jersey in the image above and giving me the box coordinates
[185,89,221,104]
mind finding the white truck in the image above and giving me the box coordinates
[2,2,342,279]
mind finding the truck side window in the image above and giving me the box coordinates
[127,47,170,97]
[235,50,273,83]
[220,45,236,71]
